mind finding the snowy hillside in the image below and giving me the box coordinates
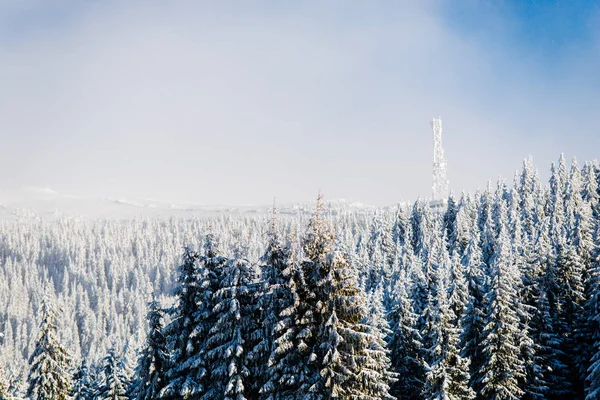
[0,187,379,221]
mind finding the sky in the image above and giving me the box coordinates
[0,0,599,207]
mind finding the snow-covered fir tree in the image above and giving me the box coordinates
[585,223,600,400]
[161,237,228,399]
[423,276,474,400]
[97,347,130,400]
[201,255,259,400]
[268,195,396,399]
[367,285,393,342]
[460,223,488,395]
[443,194,459,254]
[388,264,425,400]
[310,248,396,399]
[161,247,205,399]
[419,231,474,400]
[476,199,528,400]
[72,360,96,400]
[26,292,73,400]
[546,233,586,398]
[0,366,12,400]
[131,299,169,400]
[252,213,296,398]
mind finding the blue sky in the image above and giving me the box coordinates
[445,1,600,67]
[0,0,599,206]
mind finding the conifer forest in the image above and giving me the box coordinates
[3,154,600,400]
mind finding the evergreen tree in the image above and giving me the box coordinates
[455,193,477,256]
[252,212,295,398]
[519,219,551,400]
[201,256,258,400]
[477,204,527,400]
[269,195,396,399]
[366,213,391,292]
[0,366,11,400]
[392,204,410,250]
[519,156,537,244]
[98,347,130,400]
[460,224,488,394]
[568,159,597,388]
[388,267,425,400]
[443,194,459,254]
[582,161,599,205]
[131,300,169,400]
[477,185,493,249]
[162,238,227,399]
[294,195,338,398]
[447,250,468,328]
[259,243,305,400]
[411,201,432,261]
[311,250,396,399]
[586,225,600,399]
[421,234,474,400]
[545,232,586,398]
[26,293,73,400]
[72,360,96,400]
[429,280,473,399]
[367,285,392,342]
[549,161,566,243]
[161,248,204,399]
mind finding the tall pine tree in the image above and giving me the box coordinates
[131,299,169,399]
[27,292,73,400]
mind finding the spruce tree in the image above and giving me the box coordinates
[443,194,459,254]
[72,360,96,400]
[421,234,474,400]
[388,267,425,400]
[586,223,600,399]
[460,224,487,394]
[252,210,295,398]
[27,293,73,400]
[131,300,169,400]
[295,195,337,397]
[161,247,204,399]
[366,214,389,292]
[97,347,130,400]
[548,162,566,243]
[411,201,432,261]
[582,160,599,205]
[201,256,258,400]
[519,156,537,244]
[260,250,304,400]
[311,250,396,399]
[162,237,227,399]
[477,204,527,400]
[546,233,586,398]
[392,204,410,250]
[568,160,596,389]
[260,197,330,399]
[586,227,600,399]
[270,195,396,399]
[0,367,11,400]
[367,285,392,342]
[519,219,551,400]
[447,250,468,328]
[455,192,477,256]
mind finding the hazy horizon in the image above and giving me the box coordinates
[1,0,599,207]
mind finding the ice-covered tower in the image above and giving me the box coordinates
[431,117,449,200]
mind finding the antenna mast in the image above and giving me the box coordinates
[431,117,449,200]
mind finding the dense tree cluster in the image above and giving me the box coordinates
[2,155,600,399]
